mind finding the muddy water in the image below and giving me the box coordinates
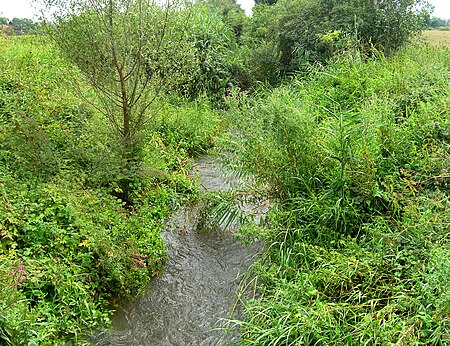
[93,156,261,346]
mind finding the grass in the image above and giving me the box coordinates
[223,42,450,345]
[423,30,450,46]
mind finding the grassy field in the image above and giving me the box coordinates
[423,30,450,46]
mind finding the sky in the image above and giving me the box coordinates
[0,0,449,20]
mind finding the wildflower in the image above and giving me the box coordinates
[132,258,147,268]
[8,260,27,287]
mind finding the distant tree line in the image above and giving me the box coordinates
[0,17,37,36]
[423,15,450,29]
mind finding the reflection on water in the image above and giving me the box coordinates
[93,156,262,346]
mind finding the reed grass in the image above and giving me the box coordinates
[223,42,450,345]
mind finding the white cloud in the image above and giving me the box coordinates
[430,0,450,18]
[0,0,40,19]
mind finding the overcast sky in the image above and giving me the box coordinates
[0,0,449,20]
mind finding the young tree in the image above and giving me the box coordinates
[37,0,192,201]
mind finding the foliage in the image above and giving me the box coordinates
[222,43,450,344]
[201,0,248,38]
[274,0,430,70]
[171,3,241,103]
[239,0,430,81]
[40,0,193,202]
[166,0,259,102]
[0,35,220,344]
[236,3,282,87]
[154,99,223,157]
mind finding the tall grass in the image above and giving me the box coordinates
[223,43,450,344]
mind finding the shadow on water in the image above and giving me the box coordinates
[92,156,263,346]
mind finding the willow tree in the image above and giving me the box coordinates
[38,0,192,201]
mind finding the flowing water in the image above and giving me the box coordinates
[93,156,263,346]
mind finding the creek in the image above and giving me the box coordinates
[93,156,263,345]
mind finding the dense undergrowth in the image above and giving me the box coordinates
[223,44,450,344]
[1,25,449,346]
[0,35,221,344]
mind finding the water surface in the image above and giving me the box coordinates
[93,156,261,346]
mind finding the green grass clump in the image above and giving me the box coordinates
[223,43,450,344]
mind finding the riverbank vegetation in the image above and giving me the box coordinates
[1,0,448,344]
[224,37,450,346]
[0,34,220,344]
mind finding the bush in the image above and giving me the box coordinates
[245,0,428,74]
[169,3,246,103]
